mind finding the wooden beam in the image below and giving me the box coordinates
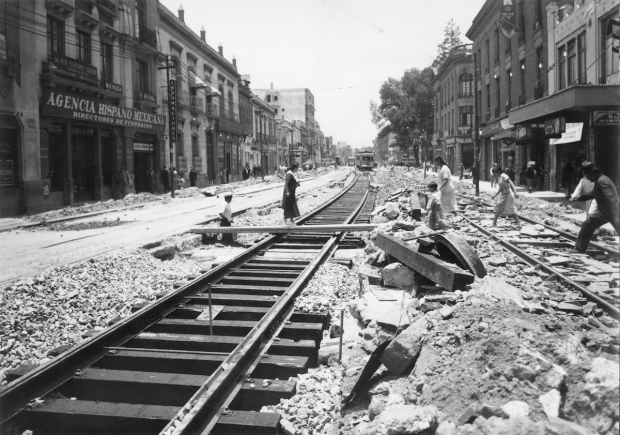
[375,232,475,291]
[190,224,378,234]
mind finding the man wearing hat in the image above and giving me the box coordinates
[219,192,234,242]
[570,161,620,252]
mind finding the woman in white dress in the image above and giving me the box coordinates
[434,156,457,214]
[492,166,521,228]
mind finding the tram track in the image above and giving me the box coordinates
[0,174,373,435]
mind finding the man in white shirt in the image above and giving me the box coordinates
[219,192,233,242]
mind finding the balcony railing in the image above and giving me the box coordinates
[139,25,157,49]
[457,92,473,98]
[600,72,620,85]
[190,96,203,113]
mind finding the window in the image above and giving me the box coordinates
[567,40,576,85]
[192,134,199,158]
[519,60,526,96]
[101,43,113,81]
[485,38,490,70]
[507,70,512,108]
[76,31,91,64]
[535,0,543,29]
[558,46,566,90]
[459,73,473,96]
[47,17,65,58]
[602,13,620,83]
[48,124,63,191]
[494,29,500,64]
[266,95,271,102]
[486,83,490,113]
[460,106,473,127]
[577,32,587,84]
[176,132,184,157]
[274,96,278,101]
[495,76,500,113]
[518,1,525,41]
[188,68,196,96]
[137,60,149,92]
[101,131,113,186]
[228,91,233,117]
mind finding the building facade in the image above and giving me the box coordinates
[431,44,475,172]
[509,0,620,191]
[251,95,276,174]
[467,0,551,186]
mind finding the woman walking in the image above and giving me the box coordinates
[492,166,521,229]
[282,162,301,225]
[434,156,457,214]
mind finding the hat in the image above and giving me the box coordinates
[581,161,598,176]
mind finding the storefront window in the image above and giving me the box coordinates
[192,134,199,158]
[0,128,17,187]
[76,31,91,64]
[47,17,65,59]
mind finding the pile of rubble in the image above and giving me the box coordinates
[0,251,201,381]
[295,263,359,315]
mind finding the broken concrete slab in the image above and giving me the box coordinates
[375,232,475,291]
[381,262,416,290]
[380,316,428,375]
[412,345,439,377]
[476,276,524,307]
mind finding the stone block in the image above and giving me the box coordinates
[501,400,530,418]
[385,202,400,220]
[539,389,561,418]
[380,317,428,375]
[381,262,416,290]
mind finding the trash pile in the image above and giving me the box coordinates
[0,250,201,381]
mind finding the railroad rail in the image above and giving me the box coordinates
[452,194,619,320]
[0,174,373,435]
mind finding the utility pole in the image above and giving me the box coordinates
[158,55,177,198]
[473,51,480,197]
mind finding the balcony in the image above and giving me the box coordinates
[224,109,239,122]
[97,0,117,17]
[139,25,157,49]
[457,92,473,98]
[494,107,500,118]
[485,109,491,121]
[447,44,473,57]
[190,96,203,113]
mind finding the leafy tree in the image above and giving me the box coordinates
[432,19,463,69]
[369,68,435,163]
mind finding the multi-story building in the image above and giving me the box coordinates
[431,44,475,171]
[325,136,334,159]
[238,75,254,170]
[374,133,390,163]
[251,95,276,174]
[0,0,166,217]
[509,0,620,191]
[337,142,353,160]
[467,0,551,186]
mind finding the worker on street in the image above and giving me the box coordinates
[160,166,170,193]
[219,192,234,242]
[422,181,449,230]
[570,162,620,253]
[491,166,521,229]
[189,167,197,187]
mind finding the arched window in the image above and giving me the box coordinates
[459,73,473,97]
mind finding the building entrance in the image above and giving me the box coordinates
[71,131,96,204]
[134,151,152,193]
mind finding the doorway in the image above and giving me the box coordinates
[134,152,152,193]
[72,134,96,203]
[226,150,231,183]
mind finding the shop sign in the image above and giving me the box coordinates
[0,115,17,129]
[168,79,177,141]
[500,118,513,130]
[481,120,502,137]
[42,91,165,131]
[103,80,123,93]
[463,143,474,150]
[516,124,544,142]
[0,160,13,186]
[456,137,471,144]
[446,137,456,145]
[543,117,566,138]
[593,111,620,125]
[51,53,98,87]
[71,127,94,136]
[458,125,471,134]
[549,123,583,145]
[134,143,153,151]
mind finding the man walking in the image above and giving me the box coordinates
[571,162,620,253]
[161,166,170,193]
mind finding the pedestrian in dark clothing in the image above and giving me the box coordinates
[149,169,158,194]
[160,166,170,193]
[562,162,574,199]
[571,162,620,252]
[282,162,300,225]
[536,164,544,191]
[242,164,251,180]
[525,165,535,193]
[252,165,258,178]
[189,167,197,187]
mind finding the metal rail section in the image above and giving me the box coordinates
[458,213,619,320]
[0,173,370,434]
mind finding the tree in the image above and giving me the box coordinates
[432,19,463,69]
[369,67,435,164]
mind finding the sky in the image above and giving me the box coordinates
[160,0,483,149]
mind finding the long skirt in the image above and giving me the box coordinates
[495,189,517,216]
[440,182,457,213]
[283,198,300,220]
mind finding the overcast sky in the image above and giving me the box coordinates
[160,0,482,149]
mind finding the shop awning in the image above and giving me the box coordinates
[491,129,515,140]
[508,85,620,125]
[190,71,221,96]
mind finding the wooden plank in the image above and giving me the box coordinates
[231,379,296,410]
[219,276,296,287]
[279,322,324,342]
[196,305,225,321]
[213,410,280,435]
[18,399,177,434]
[207,284,286,296]
[190,224,378,234]
[148,319,254,338]
[251,355,309,379]
[95,349,225,375]
[186,294,278,307]
[375,232,475,291]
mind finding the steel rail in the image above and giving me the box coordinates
[0,174,363,423]
[165,177,370,435]
[459,213,619,319]
[457,193,620,256]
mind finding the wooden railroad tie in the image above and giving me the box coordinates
[190,223,378,234]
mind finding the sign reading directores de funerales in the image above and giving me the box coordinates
[42,91,166,131]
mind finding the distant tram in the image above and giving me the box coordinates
[347,157,356,166]
[355,152,376,171]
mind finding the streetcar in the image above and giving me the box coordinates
[346,156,356,167]
[355,151,376,171]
